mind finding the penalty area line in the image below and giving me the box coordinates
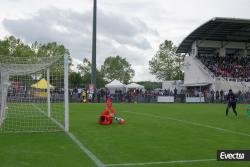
[105,159,216,166]
[125,111,250,138]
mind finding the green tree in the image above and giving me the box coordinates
[77,58,106,88]
[69,72,83,88]
[34,41,73,67]
[101,55,135,84]
[174,53,184,80]
[0,35,75,87]
[149,40,184,81]
[36,42,69,57]
[32,42,72,87]
[0,36,71,63]
[0,36,74,88]
[0,36,34,58]
[0,39,10,56]
[77,58,91,75]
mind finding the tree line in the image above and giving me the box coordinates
[0,36,184,89]
[72,56,135,88]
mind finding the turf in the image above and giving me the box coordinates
[1,103,250,167]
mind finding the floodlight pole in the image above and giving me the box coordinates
[91,0,97,85]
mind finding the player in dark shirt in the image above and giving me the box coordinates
[226,89,237,117]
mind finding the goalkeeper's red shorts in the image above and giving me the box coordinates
[99,114,112,125]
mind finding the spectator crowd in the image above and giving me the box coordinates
[68,87,249,104]
[70,88,156,103]
[197,54,250,80]
[184,87,250,104]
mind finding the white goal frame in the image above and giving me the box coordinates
[0,54,69,133]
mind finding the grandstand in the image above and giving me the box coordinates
[177,17,250,94]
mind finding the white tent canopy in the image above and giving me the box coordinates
[105,80,126,93]
[126,83,145,90]
[105,80,125,88]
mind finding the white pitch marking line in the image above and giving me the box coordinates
[66,131,106,167]
[32,104,105,167]
[31,103,64,130]
[125,111,250,137]
[105,159,216,166]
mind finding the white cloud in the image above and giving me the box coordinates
[1,0,250,81]
[2,7,157,81]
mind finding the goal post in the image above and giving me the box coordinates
[0,71,9,127]
[47,67,51,118]
[0,54,69,133]
[64,54,69,132]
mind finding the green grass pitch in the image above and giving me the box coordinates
[0,103,250,167]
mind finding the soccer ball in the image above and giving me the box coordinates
[119,118,125,124]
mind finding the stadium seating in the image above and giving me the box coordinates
[197,54,250,80]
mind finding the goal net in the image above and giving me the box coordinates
[0,55,69,133]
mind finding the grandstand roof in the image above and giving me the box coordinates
[176,17,250,53]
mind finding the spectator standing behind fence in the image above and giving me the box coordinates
[203,89,208,102]
[106,88,110,100]
[216,90,219,103]
[174,88,177,99]
[210,90,215,103]
[220,90,224,103]
[82,89,87,103]
[97,90,101,103]
[87,89,92,102]
[77,88,82,98]
[238,90,242,103]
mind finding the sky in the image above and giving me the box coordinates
[1,0,250,81]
